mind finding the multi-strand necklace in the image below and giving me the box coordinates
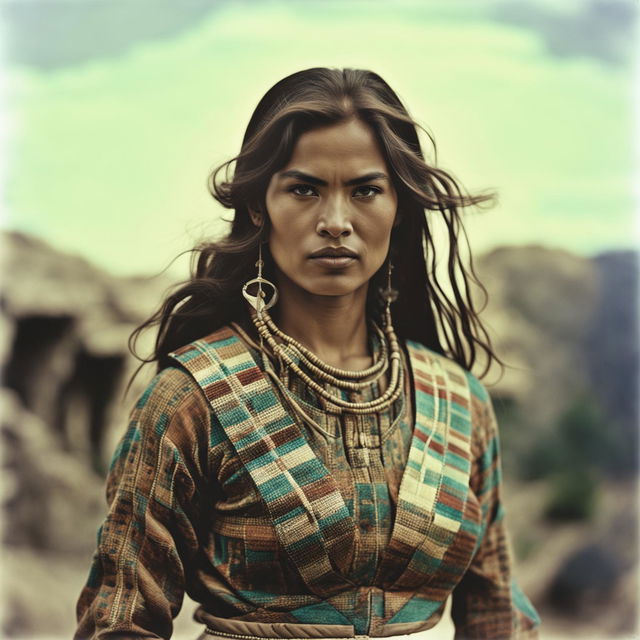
[240,249,403,415]
[250,306,404,415]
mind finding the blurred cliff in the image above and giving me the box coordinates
[0,230,637,637]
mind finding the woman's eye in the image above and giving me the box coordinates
[353,186,381,198]
[289,184,317,197]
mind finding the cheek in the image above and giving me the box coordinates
[266,191,308,235]
[265,201,296,250]
[267,221,308,275]
[362,211,396,250]
[268,217,305,251]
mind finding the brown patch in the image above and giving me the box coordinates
[206,379,232,399]
[237,367,263,386]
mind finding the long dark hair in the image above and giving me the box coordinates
[129,67,500,380]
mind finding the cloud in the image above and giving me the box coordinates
[489,0,637,66]
[2,0,221,69]
[3,1,634,276]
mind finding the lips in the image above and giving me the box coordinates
[309,247,359,259]
[308,247,358,270]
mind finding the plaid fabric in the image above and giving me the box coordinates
[74,325,540,639]
[173,330,354,597]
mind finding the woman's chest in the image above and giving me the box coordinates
[213,406,413,585]
[171,330,484,598]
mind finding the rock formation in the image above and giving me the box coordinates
[0,230,637,637]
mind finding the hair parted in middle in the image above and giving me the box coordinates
[129,67,500,378]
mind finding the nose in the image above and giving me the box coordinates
[316,196,353,238]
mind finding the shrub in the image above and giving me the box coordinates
[544,467,598,521]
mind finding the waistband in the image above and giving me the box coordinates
[202,631,370,640]
[194,610,356,640]
[194,607,442,639]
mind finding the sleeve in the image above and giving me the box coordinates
[74,366,211,640]
[451,379,541,639]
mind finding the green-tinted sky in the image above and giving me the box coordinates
[2,0,637,277]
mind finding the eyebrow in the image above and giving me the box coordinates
[278,169,389,187]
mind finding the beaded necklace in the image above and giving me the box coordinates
[249,306,404,415]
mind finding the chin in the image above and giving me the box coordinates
[276,264,369,299]
[298,276,367,298]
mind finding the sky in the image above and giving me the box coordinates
[1,0,637,278]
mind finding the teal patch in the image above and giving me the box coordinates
[219,405,249,428]
[422,466,442,486]
[464,370,489,403]
[451,410,472,435]
[440,476,469,497]
[237,590,280,605]
[415,392,435,418]
[444,449,471,473]
[411,548,444,574]
[264,414,297,432]
[275,436,307,457]
[459,516,481,538]
[257,473,294,500]
[133,492,148,516]
[86,560,101,588]
[245,548,274,564]
[209,414,227,447]
[291,601,352,625]
[317,509,351,530]
[286,528,324,553]
[511,579,541,625]
[213,532,230,564]
[429,428,445,447]
[154,411,170,437]
[135,372,162,408]
[199,371,225,387]
[248,389,279,412]
[227,359,257,376]
[376,484,391,521]
[345,497,355,517]
[237,428,271,451]
[435,501,462,521]
[289,456,328,485]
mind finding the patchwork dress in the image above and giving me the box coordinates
[75,325,540,639]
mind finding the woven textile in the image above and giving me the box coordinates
[75,325,540,639]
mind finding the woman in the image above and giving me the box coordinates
[75,68,540,639]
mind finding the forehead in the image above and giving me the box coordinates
[285,118,388,168]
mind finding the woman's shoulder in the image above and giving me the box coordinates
[145,323,248,413]
[167,324,240,362]
[404,341,498,463]
[403,339,491,406]
[130,365,211,436]
[134,364,201,405]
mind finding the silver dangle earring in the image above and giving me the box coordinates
[242,242,279,317]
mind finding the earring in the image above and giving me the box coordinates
[379,259,398,327]
[242,243,278,317]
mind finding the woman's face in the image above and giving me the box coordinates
[263,118,398,303]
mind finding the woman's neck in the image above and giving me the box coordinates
[271,281,372,372]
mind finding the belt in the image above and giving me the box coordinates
[204,630,371,640]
